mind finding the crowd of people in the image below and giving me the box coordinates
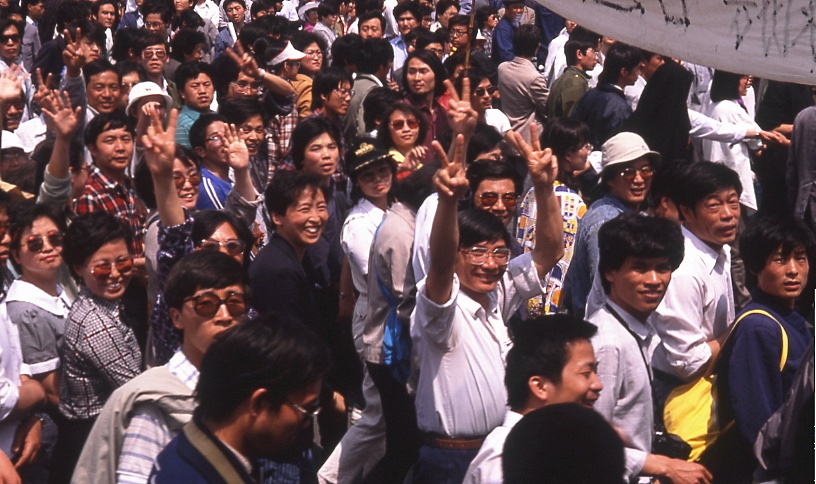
[0,0,812,482]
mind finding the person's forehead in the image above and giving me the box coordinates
[144,43,167,51]
[89,70,119,83]
[186,73,213,84]
[476,177,515,192]
[290,186,325,207]
[99,126,132,137]
[407,58,430,69]
[563,339,595,367]
[241,114,264,126]
[205,120,226,134]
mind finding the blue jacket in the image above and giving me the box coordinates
[492,17,516,64]
[571,83,632,148]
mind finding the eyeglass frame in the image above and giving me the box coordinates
[459,246,512,266]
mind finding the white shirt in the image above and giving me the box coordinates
[484,109,511,136]
[652,225,735,380]
[411,192,437,284]
[383,0,398,38]
[624,75,647,110]
[341,199,385,294]
[688,109,746,143]
[411,252,544,437]
[463,411,523,483]
[0,301,26,455]
[195,0,221,31]
[589,300,658,481]
[543,27,568,85]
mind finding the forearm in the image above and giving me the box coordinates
[425,195,459,304]
[47,135,71,179]
[231,166,258,203]
[530,182,564,278]
[152,172,184,226]
[260,71,294,96]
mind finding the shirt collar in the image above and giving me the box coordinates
[504,410,523,427]
[453,273,500,317]
[6,279,69,315]
[79,285,123,317]
[681,225,729,274]
[605,299,654,341]
[90,165,130,191]
[167,350,201,390]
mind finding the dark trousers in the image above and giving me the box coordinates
[411,446,479,484]
[365,362,420,484]
[49,414,95,484]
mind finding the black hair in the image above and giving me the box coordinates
[474,6,497,30]
[173,11,204,32]
[458,208,512,248]
[466,122,503,164]
[434,0,457,17]
[598,42,642,85]
[331,33,362,70]
[115,59,140,79]
[8,202,68,273]
[195,313,331,421]
[311,66,354,110]
[134,146,200,209]
[357,10,384,30]
[63,212,132,276]
[218,97,265,126]
[402,50,447,98]
[92,0,119,25]
[237,22,270,49]
[646,161,691,212]
[170,29,207,62]
[174,61,214,94]
[84,110,134,147]
[222,0,246,10]
[189,113,228,149]
[542,117,590,162]
[414,27,443,52]
[290,30,326,55]
[209,53,241,101]
[393,159,438,209]
[392,1,420,24]
[356,38,393,75]
[68,19,106,52]
[597,212,685,294]
[140,1,172,23]
[0,18,22,42]
[55,0,89,32]
[466,158,522,195]
[513,24,540,58]
[376,102,428,151]
[447,13,470,30]
[505,315,598,408]
[136,32,170,56]
[740,214,815,287]
[709,70,745,103]
[164,250,248,311]
[82,59,119,87]
[111,28,148,63]
[290,117,340,169]
[362,87,403,132]
[564,37,596,66]
[264,170,329,217]
[356,0,383,16]
[21,0,43,14]
[670,161,742,212]
[317,1,338,18]
[191,209,255,267]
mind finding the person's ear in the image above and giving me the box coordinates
[271,211,284,228]
[527,375,550,402]
[193,146,207,159]
[678,204,694,223]
[169,306,183,330]
[248,388,271,418]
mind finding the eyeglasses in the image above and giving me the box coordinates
[199,238,246,256]
[231,80,264,92]
[142,49,167,59]
[90,256,134,280]
[0,34,20,43]
[173,171,201,188]
[287,400,321,418]
[477,191,518,209]
[145,21,166,29]
[461,246,512,266]
[25,230,63,253]
[333,88,354,98]
[474,86,497,97]
[617,166,654,180]
[450,29,468,37]
[184,290,248,318]
[205,133,224,144]
[390,119,418,130]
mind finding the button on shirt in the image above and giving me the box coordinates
[589,300,659,481]
[652,225,735,380]
[411,252,544,438]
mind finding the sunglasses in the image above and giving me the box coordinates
[391,119,419,130]
[478,191,518,209]
[184,291,248,318]
[90,256,134,280]
[617,166,654,180]
[199,238,246,256]
[173,171,201,189]
[0,34,20,43]
[25,231,63,253]
[474,86,497,97]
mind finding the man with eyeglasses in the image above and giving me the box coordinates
[466,158,522,246]
[174,61,215,148]
[563,132,659,319]
[135,34,181,107]
[71,249,249,483]
[410,131,564,483]
[190,113,241,210]
[448,15,497,83]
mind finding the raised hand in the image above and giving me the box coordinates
[31,69,55,112]
[515,124,557,189]
[431,134,469,200]
[444,77,478,138]
[42,91,81,138]
[223,123,250,171]
[62,29,86,74]
[225,41,262,80]
[401,145,426,173]
[0,65,23,104]
[142,108,178,176]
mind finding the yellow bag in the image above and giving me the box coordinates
[662,309,788,461]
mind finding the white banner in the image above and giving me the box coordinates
[534,0,816,85]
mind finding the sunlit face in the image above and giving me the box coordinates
[300,42,323,76]
[78,238,133,300]
[90,127,134,178]
[473,178,517,226]
[238,114,265,156]
[27,1,45,21]
[545,340,603,408]
[358,18,382,39]
[195,222,244,264]
[321,81,352,117]
[577,47,598,72]
[14,216,63,280]
[680,188,740,247]
[173,158,200,210]
[396,11,417,36]
[2,96,24,130]
[195,120,229,166]
[563,142,590,174]
[356,162,392,201]
[605,157,652,211]
[140,43,168,77]
[388,110,419,151]
[227,72,262,99]
[301,132,338,180]
[180,73,214,111]
[173,0,193,12]
[438,5,457,27]
[738,75,753,97]
[0,25,21,63]
[96,3,116,28]
[272,187,329,252]
[605,256,673,321]
[504,2,524,21]
[144,13,168,35]
[756,246,809,306]
[455,238,508,296]
[449,24,469,50]
[470,77,493,113]
[120,71,140,109]
[406,58,435,97]
[225,1,246,24]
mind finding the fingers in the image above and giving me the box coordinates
[513,130,533,159]
[431,140,449,169]
[530,123,541,152]
[460,76,471,104]
[443,79,460,104]
[62,29,73,46]
[450,133,465,168]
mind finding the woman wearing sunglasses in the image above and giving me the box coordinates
[55,211,140,479]
[377,102,429,179]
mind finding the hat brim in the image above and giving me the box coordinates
[349,153,396,175]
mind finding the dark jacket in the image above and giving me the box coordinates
[571,83,632,148]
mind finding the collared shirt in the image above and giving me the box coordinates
[411,252,544,437]
[194,0,221,30]
[589,300,658,480]
[0,297,26,455]
[74,167,146,256]
[406,96,451,149]
[652,225,734,380]
[463,410,523,484]
[59,286,142,420]
[196,167,232,211]
[341,198,385,294]
[390,36,409,73]
[175,105,207,149]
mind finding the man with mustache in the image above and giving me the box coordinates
[590,212,711,484]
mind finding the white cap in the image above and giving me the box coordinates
[126,82,174,117]
[298,1,319,21]
[1,131,26,152]
[270,41,307,66]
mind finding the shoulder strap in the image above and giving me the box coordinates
[371,220,398,308]
[728,309,789,371]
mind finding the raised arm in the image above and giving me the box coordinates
[226,42,294,97]
[0,65,23,139]
[142,108,184,227]
[41,91,81,180]
[425,135,469,304]
[223,123,258,203]
[514,127,564,278]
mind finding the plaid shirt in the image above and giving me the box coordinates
[58,286,142,420]
[73,167,146,256]
[267,108,298,174]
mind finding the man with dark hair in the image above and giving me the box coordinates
[311,66,353,124]
[410,132,564,482]
[624,49,665,110]
[149,315,331,482]
[72,250,248,483]
[571,41,642,148]
[491,0,524,63]
[447,15,497,83]
[466,158,522,231]
[546,35,598,119]
[21,0,44,72]
[347,38,393,137]
[174,61,215,148]
[357,10,384,38]
[141,2,172,37]
[590,212,711,483]
[497,24,548,145]
[135,33,180,105]
[390,1,419,72]
[313,1,339,56]
[464,316,603,483]
[403,50,450,149]
[214,0,246,57]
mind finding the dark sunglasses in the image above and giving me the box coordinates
[474,86,497,97]
[0,34,21,44]
[478,192,518,209]
[25,231,63,253]
[391,119,419,130]
[184,291,248,318]
[618,166,655,180]
[199,238,246,256]
[173,171,201,189]
[90,256,134,280]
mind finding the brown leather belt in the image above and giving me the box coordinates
[422,433,486,450]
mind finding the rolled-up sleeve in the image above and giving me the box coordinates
[411,277,459,348]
